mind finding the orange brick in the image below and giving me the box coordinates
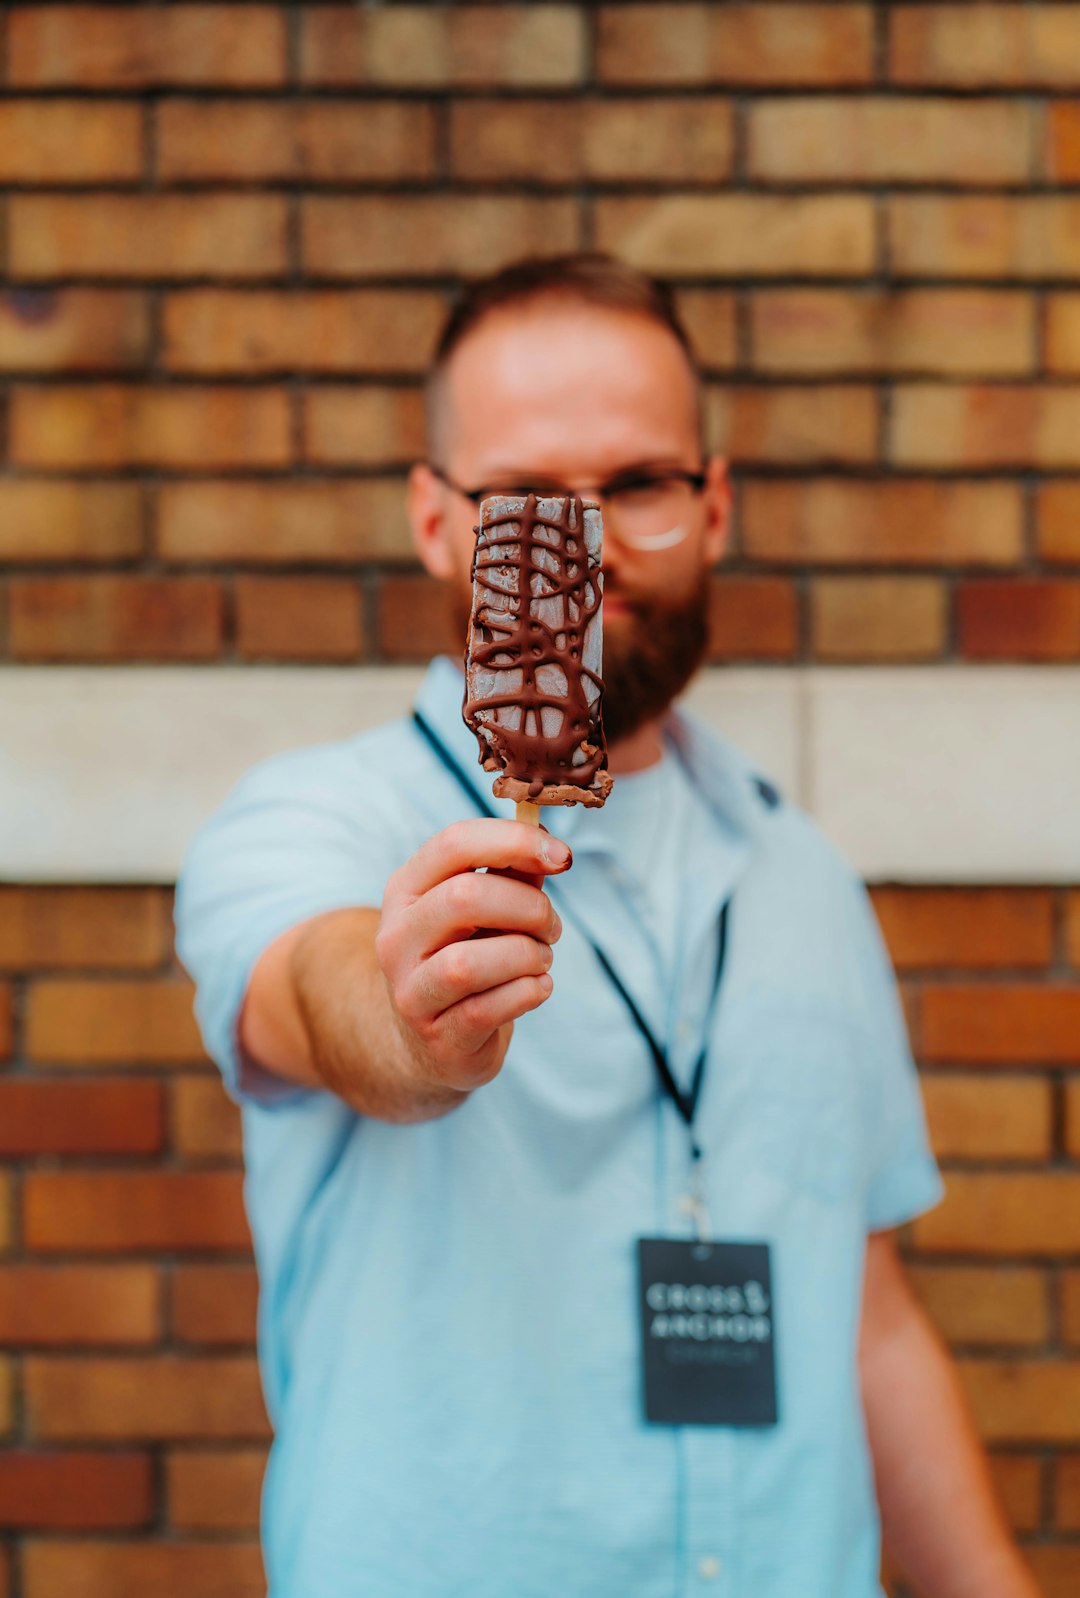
[1046,295,1080,374]
[303,195,579,277]
[1067,893,1080,967]
[0,1177,12,1257]
[0,1359,11,1433]
[708,385,876,466]
[596,194,875,278]
[10,576,223,663]
[163,288,443,376]
[741,481,1022,567]
[751,289,1035,377]
[1038,483,1080,564]
[300,5,584,88]
[923,1074,1051,1161]
[1049,104,1080,185]
[1064,1080,1080,1159]
[750,98,1034,186]
[913,1174,1080,1255]
[377,572,461,663]
[11,195,288,280]
[235,576,364,663]
[0,1080,165,1157]
[171,1265,258,1348]
[26,978,207,1066]
[959,1358,1080,1443]
[172,1075,244,1161]
[988,1454,1043,1534]
[706,575,798,661]
[303,387,426,467]
[0,100,140,182]
[0,986,12,1063]
[870,888,1054,971]
[893,385,1080,470]
[167,1447,265,1531]
[908,1264,1048,1349]
[8,6,285,87]
[597,3,872,86]
[0,1452,152,1530]
[0,887,169,970]
[0,482,142,563]
[22,1540,264,1598]
[889,197,1080,280]
[157,480,410,565]
[1055,1453,1080,1527]
[0,1265,160,1348]
[157,99,435,183]
[890,4,1080,88]
[0,288,149,374]
[1027,1548,1080,1598]
[957,579,1080,662]
[921,985,1080,1063]
[450,99,734,184]
[24,1172,249,1254]
[10,385,289,470]
[26,1355,266,1441]
[810,577,945,662]
[676,291,738,371]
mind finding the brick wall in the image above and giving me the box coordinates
[1,4,1079,1595]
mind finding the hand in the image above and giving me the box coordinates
[375,819,570,1095]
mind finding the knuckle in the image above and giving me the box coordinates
[443,873,477,919]
[440,943,473,993]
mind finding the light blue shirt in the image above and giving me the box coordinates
[175,656,942,1598]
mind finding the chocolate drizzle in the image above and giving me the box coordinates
[462,493,611,807]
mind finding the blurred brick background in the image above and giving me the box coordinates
[2,3,1080,1596]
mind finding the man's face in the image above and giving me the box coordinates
[409,301,730,747]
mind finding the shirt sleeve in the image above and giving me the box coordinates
[174,735,415,1108]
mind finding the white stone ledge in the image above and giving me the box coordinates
[1,665,1077,884]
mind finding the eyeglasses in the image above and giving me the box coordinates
[429,463,708,551]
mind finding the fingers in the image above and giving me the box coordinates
[412,933,554,1017]
[411,871,562,958]
[439,973,554,1061]
[387,819,571,906]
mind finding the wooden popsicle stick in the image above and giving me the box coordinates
[516,801,541,827]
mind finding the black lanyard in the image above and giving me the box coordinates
[411,711,731,1159]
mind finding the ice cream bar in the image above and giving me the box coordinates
[462,492,612,812]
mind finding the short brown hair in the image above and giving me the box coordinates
[425,253,701,457]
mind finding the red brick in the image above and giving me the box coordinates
[1055,1453,1080,1527]
[913,1174,1080,1255]
[0,1178,12,1257]
[24,1171,249,1254]
[163,289,443,376]
[0,887,169,971]
[0,288,149,374]
[11,195,288,280]
[706,575,798,661]
[11,385,289,470]
[157,480,411,565]
[0,482,142,563]
[158,100,435,183]
[750,289,1036,377]
[1067,893,1080,967]
[596,194,874,278]
[26,1356,267,1442]
[303,195,579,277]
[22,1539,265,1598]
[172,1075,244,1162]
[377,572,461,663]
[889,197,1080,280]
[0,1080,165,1157]
[0,100,141,182]
[959,1358,1080,1443]
[167,1447,265,1530]
[10,576,223,663]
[957,579,1080,662]
[1049,104,1080,185]
[26,979,206,1066]
[0,1265,160,1348]
[303,387,426,467]
[235,576,364,663]
[988,1454,1043,1534]
[171,1265,258,1348]
[1046,295,1080,374]
[0,1360,11,1433]
[0,986,11,1064]
[1039,483,1080,564]
[8,6,285,87]
[750,98,1034,186]
[741,481,1022,567]
[1063,1274,1080,1346]
[1027,1548,1080,1598]
[870,888,1054,971]
[908,1264,1048,1349]
[0,1451,152,1530]
[676,291,738,371]
[300,5,584,88]
[810,577,945,662]
[921,985,1080,1064]
[1063,1080,1080,1159]
[890,5,1080,88]
[893,385,1080,470]
[923,1074,1051,1161]
[708,385,876,466]
[597,4,872,86]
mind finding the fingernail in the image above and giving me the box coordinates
[541,838,572,869]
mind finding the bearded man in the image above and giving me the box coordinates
[176,256,1038,1598]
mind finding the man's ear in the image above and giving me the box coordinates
[702,455,732,566]
[407,463,456,579]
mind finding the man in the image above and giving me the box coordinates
[176,256,1038,1597]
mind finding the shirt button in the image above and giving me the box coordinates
[697,1555,722,1581]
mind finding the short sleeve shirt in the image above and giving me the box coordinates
[175,656,942,1598]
